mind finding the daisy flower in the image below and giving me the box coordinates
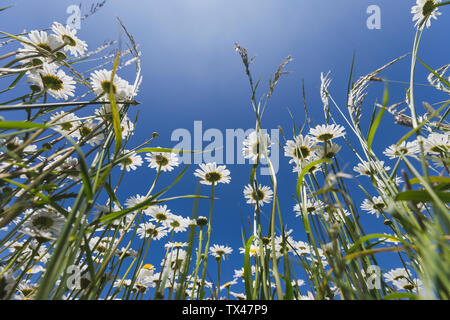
[120,114,135,139]
[383,141,419,159]
[195,216,208,227]
[23,207,65,236]
[293,240,311,255]
[284,134,319,163]
[230,292,246,300]
[209,244,233,260]
[309,124,346,142]
[166,249,187,271]
[118,150,143,172]
[411,0,442,29]
[78,119,104,146]
[163,215,191,233]
[0,267,15,299]
[194,162,231,185]
[393,277,423,292]
[165,242,187,249]
[144,205,172,222]
[89,236,117,255]
[145,148,179,172]
[27,63,75,100]
[423,133,449,154]
[16,30,62,65]
[294,199,325,216]
[133,265,156,293]
[238,244,260,257]
[137,222,168,240]
[353,160,391,177]
[17,281,37,300]
[291,279,305,288]
[125,194,147,208]
[220,279,238,291]
[115,247,138,259]
[49,111,81,138]
[242,130,272,161]
[243,184,273,207]
[384,268,411,284]
[292,154,323,174]
[51,22,87,57]
[44,155,79,179]
[361,196,386,218]
[316,142,342,159]
[90,69,134,100]
[138,264,155,280]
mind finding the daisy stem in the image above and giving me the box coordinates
[199,182,215,299]
[216,258,221,300]
[146,165,161,197]
[190,226,204,300]
[435,1,450,7]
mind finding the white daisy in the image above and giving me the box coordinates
[145,205,172,222]
[242,130,272,161]
[115,247,138,259]
[163,215,191,233]
[383,141,420,159]
[291,279,305,288]
[230,292,246,300]
[0,267,15,299]
[353,160,391,177]
[220,279,238,291]
[194,162,231,185]
[361,196,386,218]
[51,22,87,57]
[309,124,346,142]
[284,134,319,163]
[118,150,143,172]
[238,244,260,257]
[316,142,342,159]
[145,148,179,172]
[210,244,233,260]
[384,268,411,283]
[16,30,62,65]
[49,111,81,138]
[292,154,324,174]
[23,207,65,236]
[293,240,311,255]
[125,194,147,208]
[393,277,423,292]
[133,264,156,293]
[423,133,449,154]
[90,69,134,100]
[78,119,104,146]
[137,222,168,240]
[120,114,135,139]
[294,199,325,216]
[411,0,442,29]
[27,63,75,100]
[243,184,273,207]
[89,236,117,256]
[164,242,187,249]
[165,249,187,271]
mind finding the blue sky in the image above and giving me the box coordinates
[1,0,449,296]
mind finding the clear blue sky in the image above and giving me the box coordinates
[1,0,449,295]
